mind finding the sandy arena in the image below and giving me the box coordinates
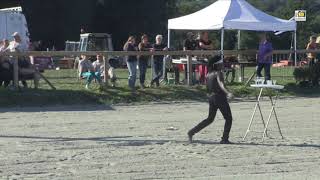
[0,97,319,179]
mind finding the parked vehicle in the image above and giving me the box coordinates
[0,7,30,45]
[64,33,122,69]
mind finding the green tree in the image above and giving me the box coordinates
[170,0,320,50]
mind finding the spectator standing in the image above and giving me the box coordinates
[257,33,273,81]
[183,32,198,82]
[151,35,167,87]
[123,36,138,93]
[138,34,152,89]
[306,35,318,67]
[199,31,214,50]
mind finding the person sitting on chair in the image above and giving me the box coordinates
[78,54,103,89]
[183,32,198,83]
[93,54,117,87]
[8,32,40,89]
[0,39,11,87]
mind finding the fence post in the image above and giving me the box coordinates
[13,56,19,89]
[151,55,154,82]
[187,55,192,86]
[104,54,109,86]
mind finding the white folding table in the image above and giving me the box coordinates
[243,84,285,141]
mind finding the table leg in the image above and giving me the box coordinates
[270,93,284,139]
[257,100,268,137]
[240,64,244,82]
[243,88,264,140]
[262,93,283,140]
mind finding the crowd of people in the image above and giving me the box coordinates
[123,34,167,93]
[2,30,304,91]
[121,31,220,93]
[0,32,40,89]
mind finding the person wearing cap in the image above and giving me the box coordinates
[188,55,234,144]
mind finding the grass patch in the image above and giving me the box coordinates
[1,67,319,107]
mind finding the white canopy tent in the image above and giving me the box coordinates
[168,0,297,64]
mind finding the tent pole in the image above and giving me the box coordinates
[167,29,171,49]
[221,28,225,60]
[294,30,297,66]
[237,30,242,82]
[237,30,241,50]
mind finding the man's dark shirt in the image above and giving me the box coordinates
[139,42,152,61]
[124,43,138,62]
[184,39,198,50]
[153,43,167,62]
[207,71,226,96]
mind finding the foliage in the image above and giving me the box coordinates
[293,67,310,82]
[293,62,320,86]
[169,0,320,50]
[2,0,320,51]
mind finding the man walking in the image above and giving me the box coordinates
[188,56,233,144]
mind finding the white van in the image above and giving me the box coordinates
[0,7,30,44]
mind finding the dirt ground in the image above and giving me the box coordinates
[0,97,319,180]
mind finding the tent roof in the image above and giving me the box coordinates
[168,0,296,31]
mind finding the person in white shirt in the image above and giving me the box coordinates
[8,32,29,52]
[78,54,103,89]
[92,54,116,87]
[9,32,39,88]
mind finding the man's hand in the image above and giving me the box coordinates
[227,93,234,99]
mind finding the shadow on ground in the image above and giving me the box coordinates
[0,85,208,108]
[0,135,319,149]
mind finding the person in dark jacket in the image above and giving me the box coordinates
[257,33,273,81]
[188,55,234,144]
[151,35,167,87]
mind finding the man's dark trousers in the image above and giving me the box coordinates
[189,94,233,140]
[257,63,271,80]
